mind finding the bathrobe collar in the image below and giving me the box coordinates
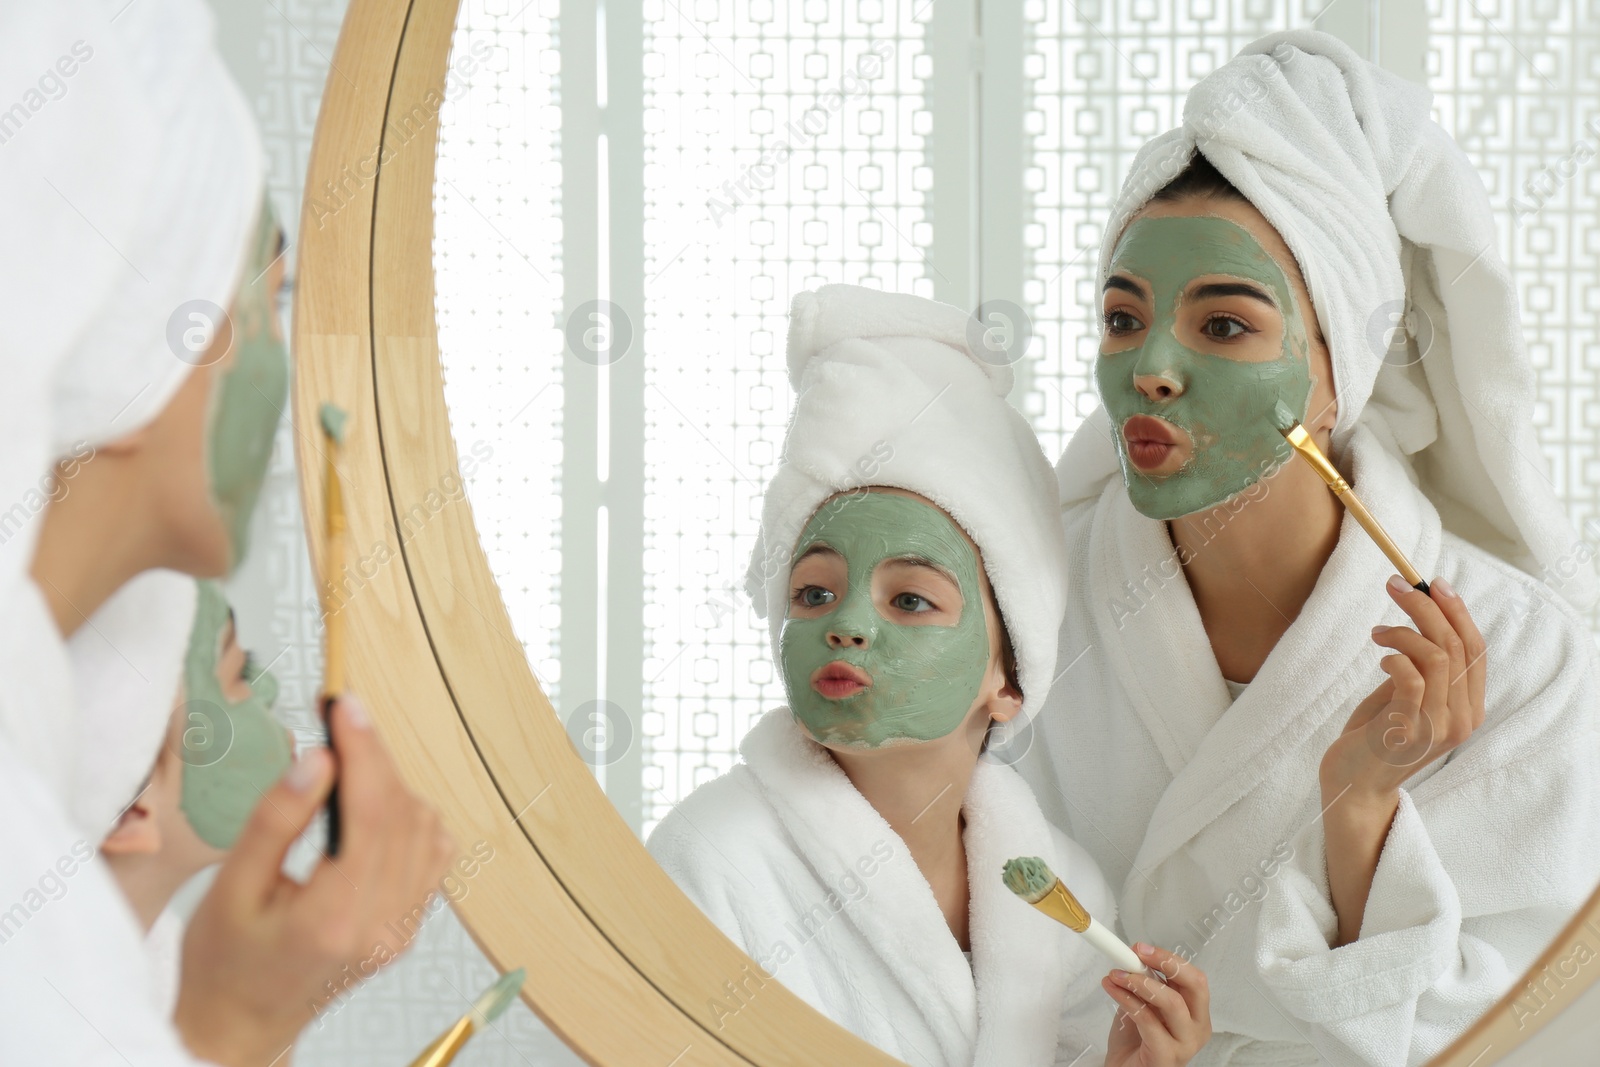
[738,707,1068,1067]
[1085,423,1442,895]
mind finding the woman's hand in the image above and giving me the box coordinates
[1102,943,1212,1067]
[1317,574,1487,944]
[1320,574,1487,801]
[172,695,456,1066]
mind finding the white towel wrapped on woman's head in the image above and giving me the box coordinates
[744,282,1068,725]
[1057,26,1598,612]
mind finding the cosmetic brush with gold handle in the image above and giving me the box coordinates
[407,968,527,1067]
[1003,857,1149,975]
[317,403,348,854]
[1272,402,1429,594]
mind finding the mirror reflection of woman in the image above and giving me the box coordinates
[1020,27,1600,1067]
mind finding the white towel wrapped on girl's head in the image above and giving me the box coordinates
[745,282,1069,726]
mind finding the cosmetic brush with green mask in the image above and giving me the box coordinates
[177,581,295,849]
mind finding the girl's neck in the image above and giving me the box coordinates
[830,735,977,949]
[1167,442,1344,683]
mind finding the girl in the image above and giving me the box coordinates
[649,283,1211,1066]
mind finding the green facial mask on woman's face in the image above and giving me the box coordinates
[208,194,290,572]
[177,580,293,849]
[779,492,990,748]
[1096,214,1316,520]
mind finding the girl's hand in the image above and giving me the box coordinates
[172,695,456,1066]
[1102,943,1212,1067]
[1320,575,1487,805]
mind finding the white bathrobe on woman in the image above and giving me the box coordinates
[649,706,1119,1067]
[1021,422,1600,1067]
[1021,27,1600,1067]
[0,2,264,1063]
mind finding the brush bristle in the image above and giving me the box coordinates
[1002,856,1056,904]
[470,968,525,1026]
[1271,399,1299,434]
[318,402,348,445]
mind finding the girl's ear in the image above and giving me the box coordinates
[987,677,1023,724]
[101,795,162,857]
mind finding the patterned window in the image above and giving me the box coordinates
[431,1,1600,850]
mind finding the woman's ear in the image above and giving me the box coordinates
[100,795,162,857]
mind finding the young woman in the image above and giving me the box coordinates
[1022,27,1600,1067]
[0,3,453,1063]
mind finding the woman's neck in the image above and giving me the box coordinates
[829,734,978,949]
[29,465,162,637]
[104,852,195,933]
[1168,443,1344,683]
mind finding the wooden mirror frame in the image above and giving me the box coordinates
[289,0,1600,1062]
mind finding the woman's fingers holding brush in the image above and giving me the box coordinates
[1387,574,1484,732]
[173,694,453,1067]
[1374,579,1485,766]
[308,694,454,941]
[1426,576,1487,726]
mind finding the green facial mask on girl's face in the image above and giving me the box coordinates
[208,194,290,572]
[1096,214,1317,520]
[779,492,990,748]
[177,580,293,849]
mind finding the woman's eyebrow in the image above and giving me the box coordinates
[1189,280,1277,309]
[1103,275,1147,301]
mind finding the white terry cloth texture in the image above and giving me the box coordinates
[1023,29,1600,1065]
[743,282,1070,728]
[1025,423,1600,1067]
[1055,26,1598,613]
[67,571,198,842]
[648,707,1120,1067]
[0,1,265,1064]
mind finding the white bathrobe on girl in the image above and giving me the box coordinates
[1020,28,1600,1067]
[649,283,1122,1066]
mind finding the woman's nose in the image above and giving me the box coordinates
[1133,370,1184,401]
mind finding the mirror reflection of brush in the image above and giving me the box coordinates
[1002,857,1149,975]
[1270,402,1430,594]
[407,967,527,1067]
[317,402,348,855]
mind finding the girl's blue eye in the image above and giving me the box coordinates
[892,592,931,612]
[795,586,835,607]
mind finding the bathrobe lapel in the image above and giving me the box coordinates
[962,756,1070,1067]
[741,709,980,1065]
[740,709,1075,1066]
[1090,428,1444,904]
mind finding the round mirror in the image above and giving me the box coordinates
[292,0,1600,1063]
